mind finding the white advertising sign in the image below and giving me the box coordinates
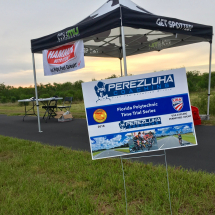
[43,40,85,76]
[82,68,197,160]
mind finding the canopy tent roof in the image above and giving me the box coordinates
[31,0,213,58]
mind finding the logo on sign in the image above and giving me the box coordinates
[47,44,76,65]
[149,40,171,50]
[172,97,183,111]
[93,109,107,123]
[94,74,175,101]
[94,81,111,103]
[156,18,193,31]
[57,27,79,42]
[119,117,161,131]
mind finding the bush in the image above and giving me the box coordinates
[18,94,31,106]
[192,93,207,115]
[209,92,215,115]
[40,94,50,99]
[1,96,7,103]
[191,92,215,116]
[11,96,16,103]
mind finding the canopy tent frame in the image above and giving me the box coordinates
[31,0,213,132]
[120,4,128,76]
[207,42,213,120]
[32,53,42,132]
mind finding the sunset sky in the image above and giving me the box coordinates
[0,0,214,87]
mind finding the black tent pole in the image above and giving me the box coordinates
[207,42,212,120]
[120,58,123,77]
[119,27,123,78]
[120,5,128,76]
[32,53,42,132]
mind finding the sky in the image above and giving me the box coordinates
[156,123,193,137]
[0,0,214,87]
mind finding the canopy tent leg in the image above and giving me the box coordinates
[121,26,128,76]
[120,58,123,77]
[120,5,128,77]
[32,53,42,132]
[207,42,212,120]
[118,27,123,77]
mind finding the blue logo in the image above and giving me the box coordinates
[172,97,183,111]
[119,117,161,131]
[119,120,126,131]
[94,81,111,103]
[94,74,175,100]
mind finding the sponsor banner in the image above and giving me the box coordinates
[156,18,193,31]
[82,68,197,160]
[94,74,175,98]
[88,112,193,137]
[86,94,190,126]
[43,40,85,76]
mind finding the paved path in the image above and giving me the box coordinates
[0,114,215,173]
[0,115,90,152]
[157,136,190,149]
[93,149,126,159]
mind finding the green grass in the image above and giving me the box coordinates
[0,101,86,118]
[92,151,104,156]
[173,133,196,144]
[201,115,215,126]
[114,148,130,153]
[1,135,215,214]
[1,92,215,124]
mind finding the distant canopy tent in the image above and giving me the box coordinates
[31,0,213,132]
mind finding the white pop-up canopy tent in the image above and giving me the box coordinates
[31,0,213,132]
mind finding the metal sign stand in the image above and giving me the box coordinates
[120,150,172,215]
[119,5,172,214]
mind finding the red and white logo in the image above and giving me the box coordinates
[172,97,183,111]
[47,44,76,65]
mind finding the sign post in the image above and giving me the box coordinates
[82,68,197,214]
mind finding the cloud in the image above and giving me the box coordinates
[182,125,192,133]
[174,126,183,130]
[0,0,214,87]
[157,128,169,131]
[91,134,124,151]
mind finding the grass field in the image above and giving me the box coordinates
[173,133,196,144]
[114,148,130,153]
[200,115,215,126]
[0,101,86,118]
[1,92,215,125]
[1,135,215,214]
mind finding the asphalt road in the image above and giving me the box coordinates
[0,114,214,173]
[0,115,90,151]
[157,136,190,149]
[93,149,126,159]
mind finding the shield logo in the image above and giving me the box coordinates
[172,97,183,111]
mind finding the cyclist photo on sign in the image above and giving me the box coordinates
[146,131,153,150]
[133,132,146,149]
[178,133,183,146]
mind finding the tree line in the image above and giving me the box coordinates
[0,71,214,103]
